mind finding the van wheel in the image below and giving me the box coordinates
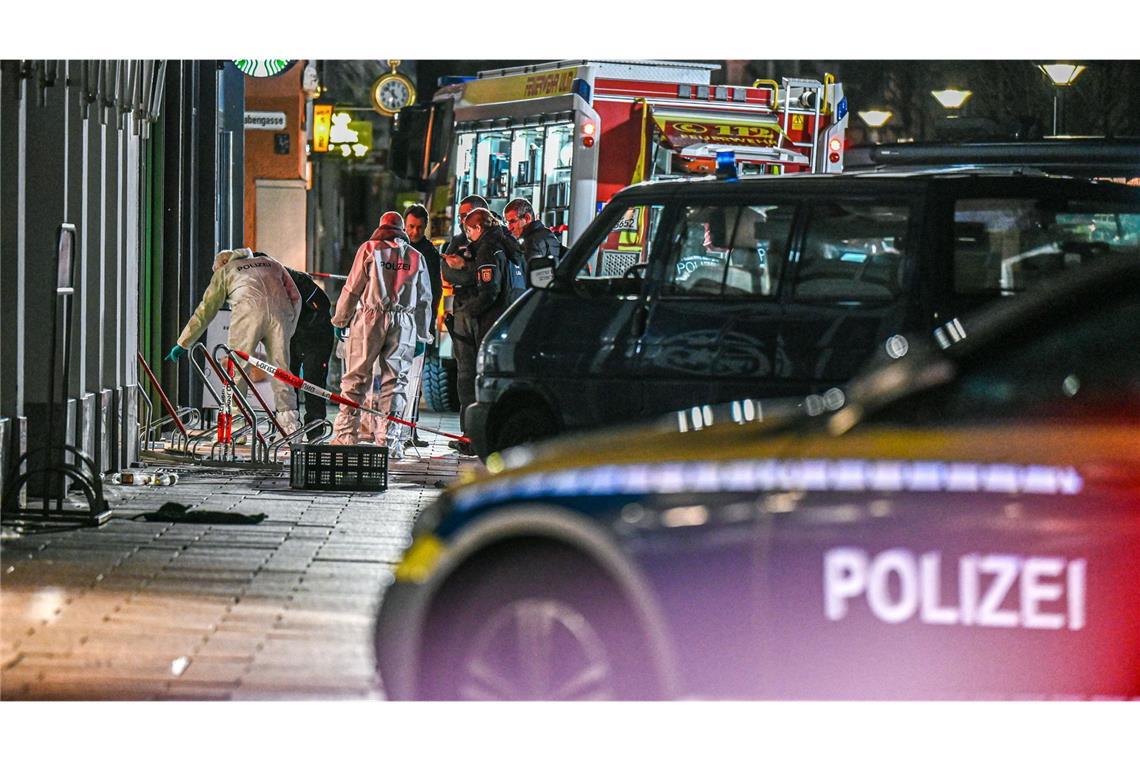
[490,404,559,453]
[423,356,459,412]
[417,543,663,700]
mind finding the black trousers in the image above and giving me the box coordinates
[290,316,335,431]
[451,311,482,433]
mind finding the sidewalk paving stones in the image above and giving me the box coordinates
[1,411,477,699]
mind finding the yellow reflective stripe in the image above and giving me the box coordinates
[394,535,446,583]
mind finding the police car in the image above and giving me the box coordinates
[374,256,1140,700]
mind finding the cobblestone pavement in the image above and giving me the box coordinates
[0,412,472,700]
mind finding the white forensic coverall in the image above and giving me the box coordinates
[176,248,302,431]
[331,226,433,450]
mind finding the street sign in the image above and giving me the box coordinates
[245,111,287,131]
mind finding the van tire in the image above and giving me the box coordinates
[490,403,559,453]
[423,356,459,412]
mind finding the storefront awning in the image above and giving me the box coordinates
[650,106,787,152]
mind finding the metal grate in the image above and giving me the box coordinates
[599,250,639,278]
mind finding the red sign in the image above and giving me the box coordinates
[657,119,783,149]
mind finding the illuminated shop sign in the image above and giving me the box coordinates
[233,59,295,78]
[462,66,580,105]
[313,104,333,153]
[328,111,373,158]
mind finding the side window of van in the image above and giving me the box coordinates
[793,201,909,302]
[661,204,795,297]
[953,197,1140,295]
[575,204,665,282]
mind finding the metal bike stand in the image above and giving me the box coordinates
[2,225,110,526]
[213,345,288,442]
[136,352,191,454]
[193,346,278,468]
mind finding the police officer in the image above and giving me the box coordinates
[504,197,563,267]
[443,206,509,456]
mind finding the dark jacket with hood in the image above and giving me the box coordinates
[519,219,563,266]
[454,225,516,339]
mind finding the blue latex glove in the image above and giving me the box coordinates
[165,344,187,362]
[414,341,426,358]
[334,326,348,342]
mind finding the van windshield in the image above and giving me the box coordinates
[574,203,665,283]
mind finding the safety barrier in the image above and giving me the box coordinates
[213,344,336,458]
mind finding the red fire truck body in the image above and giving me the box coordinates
[432,60,848,245]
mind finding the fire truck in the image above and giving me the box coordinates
[394,60,849,411]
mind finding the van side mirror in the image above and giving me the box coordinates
[528,255,556,289]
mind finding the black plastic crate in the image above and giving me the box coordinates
[290,444,388,491]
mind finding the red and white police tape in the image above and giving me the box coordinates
[226,346,471,444]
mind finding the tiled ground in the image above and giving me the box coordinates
[0,412,472,700]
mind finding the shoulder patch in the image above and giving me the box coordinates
[477,264,497,284]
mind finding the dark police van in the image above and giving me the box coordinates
[466,170,1140,457]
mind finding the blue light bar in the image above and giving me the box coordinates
[716,150,738,181]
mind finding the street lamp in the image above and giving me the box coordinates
[858,110,893,128]
[858,110,893,143]
[1038,63,1086,136]
[931,89,973,110]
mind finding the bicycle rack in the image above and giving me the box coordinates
[268,418,332,459]
[213,344,288,443]
[194,345,273,466]
[2,225,110,526]
[186,345,248,461]
[137,352,190,453]
[138,387,153,451]
[2,443,110,526]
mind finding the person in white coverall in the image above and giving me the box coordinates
[165,247,303,434]
[331,211,433,456]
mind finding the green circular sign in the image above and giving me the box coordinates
[233,60,295,78]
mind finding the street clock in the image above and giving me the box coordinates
[371,60,416,117]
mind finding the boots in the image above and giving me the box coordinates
[330,406,362,445]
[277,409,301,437]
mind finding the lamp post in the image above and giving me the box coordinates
[858,109,893,143]
[1038,63,1086,136]
[931,88,973,112]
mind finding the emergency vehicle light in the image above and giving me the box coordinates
[715,150,737,181]
[581,121,597,147]
[828,136,843,164]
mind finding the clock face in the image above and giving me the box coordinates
[372,74,415,115]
